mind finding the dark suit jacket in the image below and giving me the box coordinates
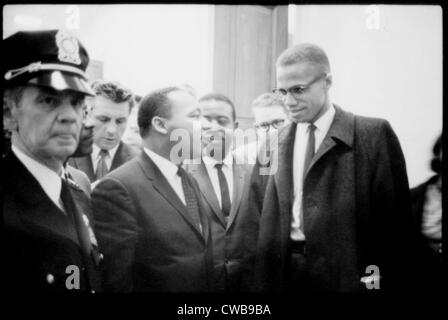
[68,141,139,182]
[247,105,420,292]
[2,152,102,293]
[67,164,91,196]
[185,159,254,292]
[91,151,213,292]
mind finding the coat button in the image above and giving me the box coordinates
[46,274,55,284]
[99,253,104,260]
[91,290,96,294]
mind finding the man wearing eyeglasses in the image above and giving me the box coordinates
[253,93,288,133]
[234,93,288,164]
[247,43,420,292]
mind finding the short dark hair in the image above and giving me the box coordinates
[199,93,236,122]
[138,86,183,138]
[276,43,331,74]
[91,80,134,111]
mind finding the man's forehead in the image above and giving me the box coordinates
[254,105,286,123]
[201,100,233,117]
[277,62,321,82]
[92,95,130,111]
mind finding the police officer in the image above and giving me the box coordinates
[2,29,102,293]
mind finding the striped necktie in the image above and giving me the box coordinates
[177,166,202,233]
[95,149,109,180]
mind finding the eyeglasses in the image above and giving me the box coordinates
[272,73,328,99]
[254,119,285,131]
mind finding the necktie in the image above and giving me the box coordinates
[177,166,203,233]
[215,163,231,218]
[60,178,93,261]
[303,123,316,181]
[60,177,74,217]
[95,149,109,180]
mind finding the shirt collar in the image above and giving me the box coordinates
[92,142,120,161]
[203,152,233,169]
[143,147,179,178]
[11,144,62,207]
[313,104,335,135]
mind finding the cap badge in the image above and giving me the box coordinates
[55,30,81,65]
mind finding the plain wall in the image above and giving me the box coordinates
[3,5,214,97]
[291,5,442,187]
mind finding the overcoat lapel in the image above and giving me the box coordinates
[305,105,354,180]
[274,123,297,249]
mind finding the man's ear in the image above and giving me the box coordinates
[3,95,18,132]
[325,73,333,90]
[152,116,168,135]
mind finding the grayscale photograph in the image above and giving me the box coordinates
[2,3,443,315]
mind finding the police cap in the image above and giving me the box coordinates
[3,29,95,96]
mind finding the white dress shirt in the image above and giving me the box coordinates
[12,144,64,211]
[143,147,186,205]
[91,143,120,173]
[291,105,336,241]
[203,154,234,209]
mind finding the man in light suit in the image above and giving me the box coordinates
[247,43,422,292]
[3,29,101,293]
[69,80,139,183]
[91,86,213,292]
[185,93,254,292]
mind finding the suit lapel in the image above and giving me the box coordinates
[69,186,101,265]
[226,163,246,230]
[274,123,297,248]
[5,153,82,248]
[65,191,90,257]
[189,163,226,227]
[137,152,205,238]
[304,105,354,180]
[110,141,125,171]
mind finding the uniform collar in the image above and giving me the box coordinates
[11,144,62,209]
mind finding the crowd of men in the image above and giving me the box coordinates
[2,29,442,293]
